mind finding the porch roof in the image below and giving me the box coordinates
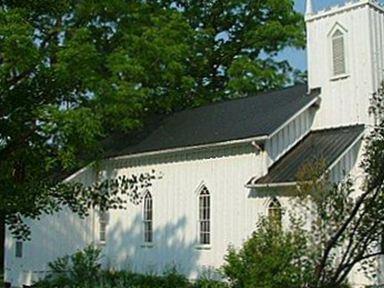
[246,125,365,187]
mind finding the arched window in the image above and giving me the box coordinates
[332,29,346,76]
[199,187,210,245]
[143,191,153,243]
[268,198,282,227]
[99,211,108,243]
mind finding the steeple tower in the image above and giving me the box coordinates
[305,0,383,129]
[305,0,314,16]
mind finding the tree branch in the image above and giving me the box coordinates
[314,186,381,283]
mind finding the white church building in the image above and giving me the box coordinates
[5,0,384,286]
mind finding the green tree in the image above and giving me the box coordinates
[0,0,191,238]
[0,0,304,238]
[157,0,305,104]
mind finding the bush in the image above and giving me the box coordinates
[33,246,226,288]
[35,245,102,287]
[222,219,314,288]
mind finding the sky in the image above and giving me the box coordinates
[285,0,365,71]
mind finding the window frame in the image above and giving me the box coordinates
[197,186,211,248]
[268,198,282,228]
[143,191,153,245]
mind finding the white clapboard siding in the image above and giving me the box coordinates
[99,144,267,277]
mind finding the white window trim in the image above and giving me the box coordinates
[330,73,350,81]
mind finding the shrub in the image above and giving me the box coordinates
[35,245,102,287]
[33,247,227,288]
[222,219,313,288]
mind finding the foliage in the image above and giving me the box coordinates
[0,0,187,238]
[34,246,227,288]
[0,0,304,239]
[157,0,305,103]
[38,245,102,287]
[292,164,369,287]
[222,218,314,288]
[194,271,228,288]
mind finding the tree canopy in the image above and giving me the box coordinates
[157,0,305,103]
[0,0,305,238]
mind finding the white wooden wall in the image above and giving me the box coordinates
[4,108,319,287]
[5,120,368,287]
[99,144,266,278]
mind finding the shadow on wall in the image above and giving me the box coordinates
[104,213,204,278]
[6,208,95,286]
[7,161,224,286]
[7,210,207,286]
[8,206,210,285]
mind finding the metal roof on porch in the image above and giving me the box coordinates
[247,125,365,187]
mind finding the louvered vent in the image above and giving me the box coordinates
[332,30,346,76]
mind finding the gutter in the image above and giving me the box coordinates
[245,181,297,189]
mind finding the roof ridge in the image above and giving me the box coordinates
[169,84,308,116]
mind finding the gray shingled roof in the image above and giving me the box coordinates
[106,84,320,158]
[247,125,365,186]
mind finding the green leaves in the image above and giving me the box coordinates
[0,0,304,238]
[223,218,313,288]
[227,57,290,96]
[158,0,305,103]
[0,9,40,84]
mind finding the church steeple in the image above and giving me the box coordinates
[305,0,314,16]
